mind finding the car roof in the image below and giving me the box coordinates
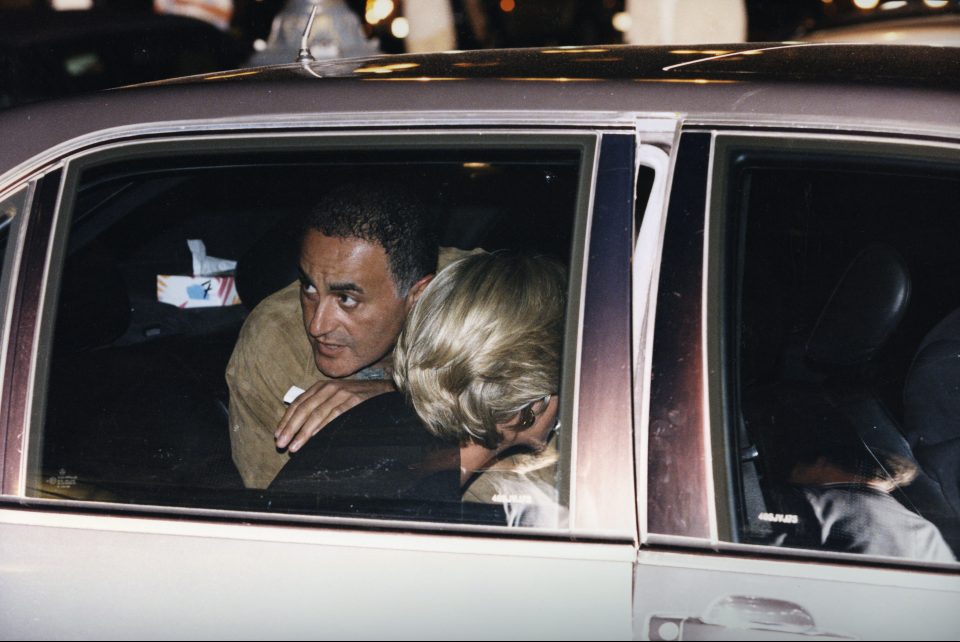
[1,43,958,185]
[158,42,960,90]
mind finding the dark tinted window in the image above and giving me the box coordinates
[28,142,586,531]
[727,142,960,564]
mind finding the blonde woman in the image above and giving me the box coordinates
[394,252,567,526]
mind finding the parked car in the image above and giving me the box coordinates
[800,12,960,46]
[0,42,958,639]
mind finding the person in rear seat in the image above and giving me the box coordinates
[227,182,477,488]
[770,420,954,562]
[272,252,568,528]
[393,252,568,527]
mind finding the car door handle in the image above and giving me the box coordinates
[649,595,854,641]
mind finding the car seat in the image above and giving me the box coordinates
[41,240,244,499]
[741,244,956,549]
[904,308,960,519]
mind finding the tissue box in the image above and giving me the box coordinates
[157,275,241,308]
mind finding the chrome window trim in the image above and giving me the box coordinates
[565,138,600,526]
[700,132,721,547]
[638,545,960,582]
[643,533,960,574]
[20,170,69,494]
[0,502,639,562]
[681,115,960,143]
[631,142,674,547]
[0,111,679,195]
[3,127,654,541]
[0,181,36,454]
[0,173,63,494]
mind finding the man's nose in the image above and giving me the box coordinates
[308,297,337,337]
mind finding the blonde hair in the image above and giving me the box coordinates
[393,252,565,449]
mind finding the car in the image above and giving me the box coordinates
[800,12,960,46]
[0,42,958,639]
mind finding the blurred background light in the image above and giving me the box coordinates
[390,17,410,38]
[612,11,632,33]
[365,0,394,26]
[51,0,92,8]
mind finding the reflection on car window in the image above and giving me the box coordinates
[27,144,585,530]
[0,185,27,283]
[730,146,960,563]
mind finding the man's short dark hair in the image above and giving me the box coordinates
[304,182,438,295]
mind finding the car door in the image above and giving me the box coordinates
[632,129,960,640]
[0,116,659,638]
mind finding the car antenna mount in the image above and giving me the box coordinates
[296,3,319,63]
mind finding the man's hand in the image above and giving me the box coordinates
[275,380,394,452]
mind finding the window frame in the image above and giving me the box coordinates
[702,131,960,568]
[0,181,35,487]
[0,127,641,542]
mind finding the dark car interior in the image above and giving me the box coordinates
[732,153,960,557]
[33,147,580,522]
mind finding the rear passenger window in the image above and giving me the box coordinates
[723,137,960,564]
[26,136,593,531]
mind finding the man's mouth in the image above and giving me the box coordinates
[314,340,347,358]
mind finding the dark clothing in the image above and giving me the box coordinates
[270,391,460,503]
[781,483,955,563]
[904,307,960,520]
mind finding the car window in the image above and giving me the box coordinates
[24,136,598,532]
[721,136,960,564]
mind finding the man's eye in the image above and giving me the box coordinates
[301,282,318,295]
[339,294,358,308]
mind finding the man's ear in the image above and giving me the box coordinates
[404,273,434,310]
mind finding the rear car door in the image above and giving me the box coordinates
[633,128,960,640]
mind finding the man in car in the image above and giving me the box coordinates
[227,182,472,488]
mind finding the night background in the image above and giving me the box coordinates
[1,0,958,107]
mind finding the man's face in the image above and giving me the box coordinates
[298,230,418,378]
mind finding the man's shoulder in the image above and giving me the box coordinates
[242,281,301,332]
[229,280,312,381]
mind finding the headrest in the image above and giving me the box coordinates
[235,222,300,311]
[54,241,130,352]
[805,244,910,368]
[438,204,501,249]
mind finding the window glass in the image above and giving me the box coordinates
[728,142,960,563]
[27,142,586,530]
